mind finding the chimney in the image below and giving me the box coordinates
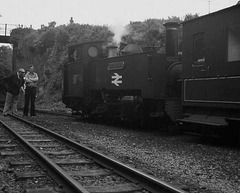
[164,22,180,58]
[107,45,118,58]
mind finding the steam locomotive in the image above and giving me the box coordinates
[63,4,240,135]
[62,21,182,127]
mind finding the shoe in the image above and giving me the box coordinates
[31,114,36,117]
[3,114,8,116]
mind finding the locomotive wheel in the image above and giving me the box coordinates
[227,122,240,143]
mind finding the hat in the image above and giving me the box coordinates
[18,68,25,73]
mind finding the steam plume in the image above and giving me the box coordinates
[109,24,129,45]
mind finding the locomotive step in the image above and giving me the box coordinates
[178,114,228,127]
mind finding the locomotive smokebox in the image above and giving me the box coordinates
[164,22,180,58]
[107,45,118,58]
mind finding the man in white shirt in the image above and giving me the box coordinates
[23,65,38,116]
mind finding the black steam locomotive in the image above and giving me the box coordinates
[62,21,182,127]
[63,4,240,135]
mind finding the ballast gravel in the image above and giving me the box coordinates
[21,113,240,193]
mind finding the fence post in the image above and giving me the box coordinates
[5,24,7,36]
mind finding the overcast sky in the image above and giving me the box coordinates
[0,0,238,29]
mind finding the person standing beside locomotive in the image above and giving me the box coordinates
[23,65,38,116]
[3,68,25,116]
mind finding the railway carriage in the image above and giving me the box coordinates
[179,4,240,134]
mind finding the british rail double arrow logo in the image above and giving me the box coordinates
[111,73,122,87]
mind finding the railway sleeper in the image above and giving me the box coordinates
[15,171,46,180]
[0,151,25,156]
[67,169,113,177]
[9,160,34,166]
[0,144,17,148]
[25,187,61,193]
[54,159,94,165]
[84,183,142,193]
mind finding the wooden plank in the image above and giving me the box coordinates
[34,144,61,148]
[27,139,53,142]
[0,135,8,138]
[68,169,113,177]
[26,187,59,193]
[9,161,34,166]
[0,139,10,143]
[21,135,44,138]
[42,150,74,155]
[18,132,40,135]
[16,172,46,180]
[0,151,25,156]
[85,183,142,193]
[0,144,17,149]
[54,159,93,165]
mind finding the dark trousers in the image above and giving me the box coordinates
[24,87,36,116]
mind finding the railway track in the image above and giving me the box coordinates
[0,112,188,193]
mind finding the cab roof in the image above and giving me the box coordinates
[183,3,240,25]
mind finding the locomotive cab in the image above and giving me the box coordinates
[62,41,104,113]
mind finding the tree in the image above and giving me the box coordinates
[0,46,12,79]
[48,21,57,28]
[184,13,199,21]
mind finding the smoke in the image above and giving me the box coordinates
[109,24,129,45]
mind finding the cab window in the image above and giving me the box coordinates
[193,33,205,65]
[68,48,77,63]
[228,24,240,62]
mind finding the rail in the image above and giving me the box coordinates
[0,111,188,193]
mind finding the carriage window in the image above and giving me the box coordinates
[193,33,205,64]
[228,24,240,62]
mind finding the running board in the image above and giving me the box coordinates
[178,114,228,127]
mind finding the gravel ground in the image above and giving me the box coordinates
[23,113,240,193]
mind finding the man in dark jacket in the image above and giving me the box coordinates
[3,68,25,116]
